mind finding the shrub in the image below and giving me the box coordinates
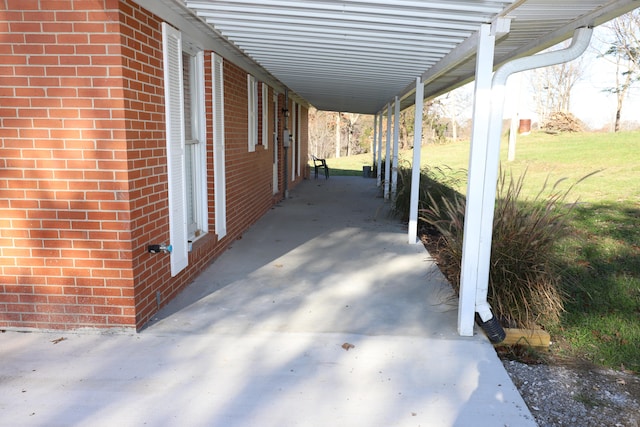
[393,163,465,221]
[419,167,592,329]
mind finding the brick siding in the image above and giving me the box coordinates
[0,0,136,329]
[0,0,308,330]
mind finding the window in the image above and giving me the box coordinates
[247,75,258,152]
[182,50,207,242]
[162,23,208,276]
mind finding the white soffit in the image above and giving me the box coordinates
[169,0,639,114]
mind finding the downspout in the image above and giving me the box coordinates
[475,27,593,342]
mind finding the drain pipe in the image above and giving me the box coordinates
[475,27,593,343]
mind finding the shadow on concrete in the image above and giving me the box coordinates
[0,177,536,427]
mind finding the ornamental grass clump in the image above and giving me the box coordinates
[420,167,595,329]
[393,163,465,221]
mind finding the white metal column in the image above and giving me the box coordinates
[384,105,392,199]
[372,114,377,171]
[476,26,593,326]
[376,109,384,187]
[391,97,400,198]
[458,24,496,337]
[458,25,592,338]
[408,77,424,244]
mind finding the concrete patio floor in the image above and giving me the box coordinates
[0,176,536,426]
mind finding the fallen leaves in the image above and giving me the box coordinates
[341,342,355,351]
[51,337,66,344]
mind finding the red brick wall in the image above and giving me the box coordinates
[117,1,169,327]
[0,0,307,331]
[123,4,299,329]
[223,61,277,239]
[0,0,137,329]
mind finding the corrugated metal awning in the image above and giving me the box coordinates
[144,0,638,114]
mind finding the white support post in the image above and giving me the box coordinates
[391,97,400,198]
[384,105,392,199]
[458,24,496,337]
[372,114,378,170]
[408,77,424,244]
[376,109,384,187]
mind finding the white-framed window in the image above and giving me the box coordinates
[262,83,269,149]
[247,74,258,152]
[183,48,207,242]
[162,22,208,277]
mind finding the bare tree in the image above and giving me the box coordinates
[399,108,413,149]
[530,45,586,121]
[308,98,449,160]
[335,112,341,158]
[424,99,448,143]
[343,113,360,156]
[599,9,640,132]
[439,85,472,141]
[393,99,448,146]
[308,108,336,158]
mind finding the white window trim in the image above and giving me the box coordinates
[262,83,269,149]
[213,53,227,239]
[162,24,210,277]
[247,74,258,152]
[189,50,208,240]
[162,22,188,277]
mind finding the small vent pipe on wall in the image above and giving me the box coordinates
[473,27,593,343]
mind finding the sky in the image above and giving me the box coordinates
[449,25,640,130]
[570,49,640,129]
[509,26,640,130]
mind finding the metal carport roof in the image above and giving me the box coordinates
[132,0,639,339]
[138,0,639,114]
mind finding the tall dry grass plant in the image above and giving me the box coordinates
[419,167,596,329]
[393,163,465,221]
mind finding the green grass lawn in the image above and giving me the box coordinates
[315,153,376,176]
[326,131,639,202]
[324,131,640,372]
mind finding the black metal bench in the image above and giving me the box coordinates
[311,155,329,179]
